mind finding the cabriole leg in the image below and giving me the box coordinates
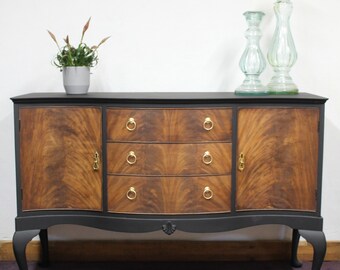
[299,230,326,270]
[13,230,40,270]
[291,228,303,267]
[39,229,49,267]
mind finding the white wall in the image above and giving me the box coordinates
[0,0,339,242]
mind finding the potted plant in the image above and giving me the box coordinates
[48,18,110,94]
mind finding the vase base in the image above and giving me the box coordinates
[267,83,298,95]
[268,90,299,95]
[267,70,298,95]
[235,85,269,96]
[235,91,269,96]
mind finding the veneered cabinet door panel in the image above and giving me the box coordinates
[236,108,319,212]
[19,107,102,211]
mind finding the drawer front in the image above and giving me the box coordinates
[108,175,231,214]
[107,143,232,175]
[107,108,232,142]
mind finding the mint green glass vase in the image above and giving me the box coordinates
[235,11,267,95]
[267,0,298,94]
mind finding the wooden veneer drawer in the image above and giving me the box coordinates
[106,108,232,142]
[107,175,231,214]
[107,143,232,176]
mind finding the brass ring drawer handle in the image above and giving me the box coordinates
[202,151,213,165]
[126,187,137,200]
[203,186,213,200]
[203,117,214,131]
[126,117,137,131]
[126,151,137,165]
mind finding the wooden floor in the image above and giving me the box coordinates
[0,261,339,270]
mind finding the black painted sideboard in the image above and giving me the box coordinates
[11,92,327,270]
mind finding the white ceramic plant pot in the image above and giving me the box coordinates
[63,66,90,95]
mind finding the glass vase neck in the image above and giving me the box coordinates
[274,0,293,21]
[243,11,265,27]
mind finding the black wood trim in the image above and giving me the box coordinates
[102,106,108,213]
[14,104,22,214]
[231,105,238,214]
[11,92,328,105]
[317,104,326,214]
[15,214,323,233]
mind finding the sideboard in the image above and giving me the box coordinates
[11,92,327,270]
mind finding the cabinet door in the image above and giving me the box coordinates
[236,108,319,212]
[19,107,102,211]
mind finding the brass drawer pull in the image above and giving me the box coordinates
[126,117,137,131]
[202,151,213,165]
[93,151,100,171]
[238,152,245,172]
[203,117,214,131]
[126,151,137,165]
[203,186,213,200]
[126,187,137,200]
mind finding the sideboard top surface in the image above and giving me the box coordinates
[11,92,328,104]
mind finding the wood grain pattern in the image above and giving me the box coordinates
[108,175,231,214]
[0,240,294,262]
[236,108,319,211]
[107,143,232,175]
[20,107,102,211]
[106,108,232,142]
[2,240,340,262]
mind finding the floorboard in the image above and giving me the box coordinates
[0,261,339,270]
